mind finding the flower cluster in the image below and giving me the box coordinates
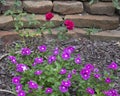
[12,76,26,96]
[103,89,119,96]
[80,64,94,80]
[21,48,31,56]
[59,80,71,93]
[8,44,120,96]
[61,46,75,60]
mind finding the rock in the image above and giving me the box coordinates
[65,14,119,30]
[0,1,23,13]
[0,14,63,30]
[84,2,115,16]
[0,16,14,30]
[53,1,83,15]
[23,1,53,14]
[23,14,63,28]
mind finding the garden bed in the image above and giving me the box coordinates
[0,35,120,96]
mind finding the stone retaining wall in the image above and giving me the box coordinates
[0,0,120,30]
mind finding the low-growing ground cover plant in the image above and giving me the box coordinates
[8,45,120,96]
[1,1,119,95]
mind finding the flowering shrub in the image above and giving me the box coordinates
[8,45,120,96]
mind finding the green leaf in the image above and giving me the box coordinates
[47,28,52,34]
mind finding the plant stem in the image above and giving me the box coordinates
[0,89,16,95]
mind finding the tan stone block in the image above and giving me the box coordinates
[65,14,119,30]
[0,14,63,30]
[1,1,23,13]
[53,1,83,15]
[84,2,115,16]
[23,1,53,14]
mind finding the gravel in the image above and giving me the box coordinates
[0,36,120,96]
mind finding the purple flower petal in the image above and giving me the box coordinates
[86,87,95,95]
[80,68,91,80]
[108,62,118,70]
[61,80,71,87]
[27,80,38,89]
[12,76,21,85]
[45,88,53,94]
[17,90,26,96]
[38,45,47,52]
[60,68,67,75]
[59,85,68,93]
[21,48,31,56]
[34,70,43,75]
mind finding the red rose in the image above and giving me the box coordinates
[64,20,74,30]
[45,12,54,21]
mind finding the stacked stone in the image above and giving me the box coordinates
[0,0,119,30]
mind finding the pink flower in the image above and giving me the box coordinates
[108,62,118,70]
[85,64,94,71]
[80,68,91,80]
[12,76,21,85]
[59,85,68,93]
[45,88,53,94]
[45,12,54,21]
[86,87,95,95]
[105,77,111,84]
[34,70,43,75]
[64,20,74,30]
[27,80,38,89]
[61,80,71,87]
[17,90,26,96]
[60,68,67,75]
[94,74,101,79]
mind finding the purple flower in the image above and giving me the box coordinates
[105,77,111,84]
[17,90,26,96]
[12,76,21,85]
[28,90,33,93]
[28,80,38,89]
[48,55,56,64]
[60,68,67,75]
[34,70,43,75]
[85,64,94,71]
[61,52,70,60]
[63,46,75,54]
[72,69,77,75]
[74,57,81,64]
[34,57,43,64]
[103,89,119,96]
[67,73,72,79]
[94,68,99,73]
[108,62,118,70]
[86,87,95,95]
[38,45,47,52]
[16,64,28,72]
[61,80,71,87]
[53,47,59,55]
[21,48,31,56]
[45,88,53,94]
[32,62,37,66]
[80,68,91,80]
[16,84,22,92]
[59,85,68,93]
[94,74,101,79]
[8,56,17,64]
